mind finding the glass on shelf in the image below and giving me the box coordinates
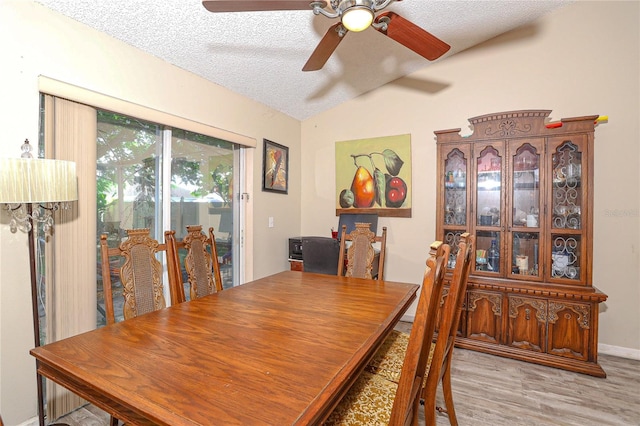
[512,232,539,277]
[488,239,500,272]
[445,168,466,189]
[477,210,501,227]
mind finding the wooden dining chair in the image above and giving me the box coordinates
[423,233,474,425]
[324,241,448,425]
[337,222,387,280]
[365,232,475,426]
[100,228,169,325]
[99,228,170,426]
[165,225,223,304]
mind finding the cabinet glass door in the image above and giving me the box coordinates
[552,141,582,231]
[444,148,468,227]
[475,145,503,275]
[475,230,501,274]
[550,140,584,282]
[510,143,541,278]
[476,147,502,227]
[442,146,470,270]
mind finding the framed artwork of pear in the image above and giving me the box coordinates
[335,134,411,218]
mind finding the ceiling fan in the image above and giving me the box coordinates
[202,0,451,71]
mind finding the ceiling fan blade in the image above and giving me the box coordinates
[374,11,450,61]
[302,23,346,72]
[202,0,325,13]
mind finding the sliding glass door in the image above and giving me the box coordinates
[169,129,238,293]
[96,111,240,324]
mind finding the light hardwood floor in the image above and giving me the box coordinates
[44,322,640,426]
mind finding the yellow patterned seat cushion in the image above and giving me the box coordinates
[366,330,434,384]
[324,371,397,426]
[366,330,409,382]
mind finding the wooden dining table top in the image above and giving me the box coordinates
[31,270,418,426]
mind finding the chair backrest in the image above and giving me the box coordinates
[389,241,449,425]
[301,236,340,275]
[99,228,167,325]
[337,222,387,280]
[337,213,378,239]
[421,232,475,410]
[165,225,223,304]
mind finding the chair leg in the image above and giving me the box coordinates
[411,393,422,426]
[109,415,119,426]
[441,358,458,426]
[423,389,437,426]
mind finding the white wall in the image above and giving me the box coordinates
[301,1,640,354]
[0,2,301,424]
[1,0,638,424]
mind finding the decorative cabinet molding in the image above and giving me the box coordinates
[435,110,607,377]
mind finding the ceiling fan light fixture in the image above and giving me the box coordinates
[339,0,374,32]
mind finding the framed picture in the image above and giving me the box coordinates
[262,139,289,194]
[335,134,412,217]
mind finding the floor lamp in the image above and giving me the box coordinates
[0,139,77,426]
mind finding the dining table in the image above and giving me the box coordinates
[31,270,418,425]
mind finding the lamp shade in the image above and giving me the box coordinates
[0,158,78,203]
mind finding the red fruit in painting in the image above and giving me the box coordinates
[385,176,407,208]
[351,166,375,208]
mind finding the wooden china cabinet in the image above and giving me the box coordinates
[435,110,607,377]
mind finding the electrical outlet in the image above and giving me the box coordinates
[268,217,274,228]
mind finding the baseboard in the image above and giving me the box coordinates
[399,315,640,361]
[598,343,640,360]
[17,417,37,426]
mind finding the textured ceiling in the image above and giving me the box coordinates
[35,0,570,121]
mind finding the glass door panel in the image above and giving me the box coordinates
[551,235,582,281]
[96,113,163,324]
[476,147,502,227]
[552,141,582,230]
[475,230,501,274]
[444,148,467,226]
[511,232,539,277]
[512,144,540,229]
[170,130,237,293]
[509,142,541,280]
